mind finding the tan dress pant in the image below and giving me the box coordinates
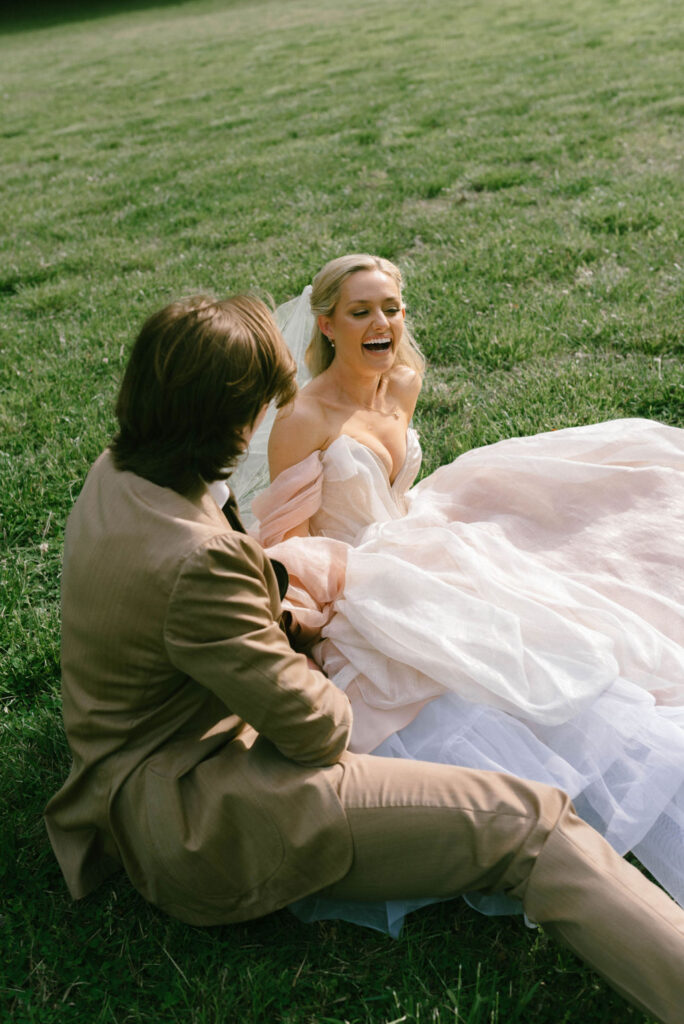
[319,753,684,1024]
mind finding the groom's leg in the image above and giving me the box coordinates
[320,753,684,1024]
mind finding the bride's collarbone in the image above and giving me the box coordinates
[307,379,409,480]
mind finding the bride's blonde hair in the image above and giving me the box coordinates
[306,254,425,378]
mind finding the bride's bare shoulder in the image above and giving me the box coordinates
[388,364,423,415]
[268,389,331,480]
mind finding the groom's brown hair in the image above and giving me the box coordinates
[112,294,296,493]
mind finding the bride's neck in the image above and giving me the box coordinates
[327,364,386,410]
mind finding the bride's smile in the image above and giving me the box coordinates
[362,336,392,352]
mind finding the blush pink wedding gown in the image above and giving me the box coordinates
[246,417,684,934]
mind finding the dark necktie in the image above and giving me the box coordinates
[221,492,289,602]
[221,492,247,534]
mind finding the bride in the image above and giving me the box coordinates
[228,253,684,934]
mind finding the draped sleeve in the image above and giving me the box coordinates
[251,452,323,547]
[251,453,348,636]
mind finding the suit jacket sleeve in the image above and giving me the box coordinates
[164,531,352,766]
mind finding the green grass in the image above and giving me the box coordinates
[1,0,682,1019]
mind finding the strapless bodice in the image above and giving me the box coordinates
[309,428,422,545]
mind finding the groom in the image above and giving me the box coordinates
[47,294,684,1024]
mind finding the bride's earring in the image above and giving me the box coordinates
[328,336,335,349]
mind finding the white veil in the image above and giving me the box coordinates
[228,285,314,527]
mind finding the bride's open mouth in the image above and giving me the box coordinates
[363,337,392,352]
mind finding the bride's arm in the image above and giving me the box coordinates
[269,397,329,479]
[267,397,330,539]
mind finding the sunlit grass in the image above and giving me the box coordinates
[1,0,681,1019]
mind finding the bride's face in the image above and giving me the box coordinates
[319,269,405,375]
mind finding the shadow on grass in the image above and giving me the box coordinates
[0,0,249,34]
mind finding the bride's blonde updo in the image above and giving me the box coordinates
[306,253,425,378]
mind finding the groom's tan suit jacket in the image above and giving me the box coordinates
[45,452,353,925]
